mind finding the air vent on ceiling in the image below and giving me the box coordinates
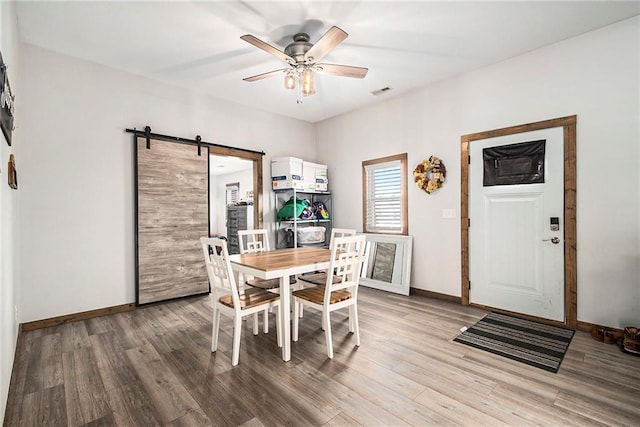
[371,86,393,96]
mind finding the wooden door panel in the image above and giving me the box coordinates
[136,137,209,304]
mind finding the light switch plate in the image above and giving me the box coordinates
[442,208,457,219]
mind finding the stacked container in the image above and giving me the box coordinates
[271,157,304,190]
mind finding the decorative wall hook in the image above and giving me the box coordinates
[8,154,17,189]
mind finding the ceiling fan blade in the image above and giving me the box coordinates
[240,34,295,63]
[304,26,348,63]
[242,68,288,82]
[315,63,368,79]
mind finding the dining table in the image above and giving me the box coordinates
[229,246,332,361]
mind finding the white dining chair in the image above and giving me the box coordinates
[237,229,300,329]
[200,237,281,366]
[292,234,366,359]
[296,228,357,286]
[237,229,282,290]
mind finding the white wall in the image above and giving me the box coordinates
[18,43,316,322]
[0,0,21,420]
[317,17,640,329]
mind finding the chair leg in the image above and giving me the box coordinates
[252,313,259,335]
[293,281,304,318]
[232,315,242,366]
[291,282,304,318]
[263,309,269,334]
[348,305,355,333]
[293,298,300,342]
[276,304,282,348]
[351,303,360,346]
[211,305,220,352]
[324,310,333,359]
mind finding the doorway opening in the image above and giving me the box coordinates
[209,148,263,253]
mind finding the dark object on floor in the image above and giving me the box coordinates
[620,327,640,355]
[604,329,623,344]
[454,312,574,373]
[591,326,622,344]
[591,327,604,341]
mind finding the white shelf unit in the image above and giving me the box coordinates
[274,189,332,249]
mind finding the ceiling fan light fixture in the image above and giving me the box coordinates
[284,73,296,90]
[301,68,315,96]
[241,26,366,104]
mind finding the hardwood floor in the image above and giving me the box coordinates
[4,287,640,426]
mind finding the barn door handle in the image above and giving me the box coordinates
[542,237,560,244]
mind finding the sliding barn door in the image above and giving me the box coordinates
[136,137,209,304]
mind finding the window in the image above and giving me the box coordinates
[362,153,408,235]
[225,182,239,205]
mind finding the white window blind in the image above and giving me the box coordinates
[226,183,239,205]
[364,160,403,233]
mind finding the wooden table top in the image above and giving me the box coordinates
[230,247,331,272]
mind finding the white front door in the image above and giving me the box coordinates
[469,127,564,321]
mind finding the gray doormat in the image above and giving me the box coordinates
[454,312,574,373]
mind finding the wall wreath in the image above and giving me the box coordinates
[413,156,446,194]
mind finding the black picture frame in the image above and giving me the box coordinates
[0,50,15,146]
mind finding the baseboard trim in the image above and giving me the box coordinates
[410,288,462,304]
[577,320,622,334]
[18,294,622,336]
[21,303,136,332]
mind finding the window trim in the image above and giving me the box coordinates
[362,153,408,235]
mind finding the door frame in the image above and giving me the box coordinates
[460,115,577,328]
[209,146,264,229]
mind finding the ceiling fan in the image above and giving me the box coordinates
[240,26,368,103]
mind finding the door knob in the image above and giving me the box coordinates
[542,237,560,244]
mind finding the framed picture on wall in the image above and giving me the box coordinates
[0,50,16,146]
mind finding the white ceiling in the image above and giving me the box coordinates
[210,153,253,176]
[15,1,640,123]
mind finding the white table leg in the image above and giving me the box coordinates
[280,274,291,361]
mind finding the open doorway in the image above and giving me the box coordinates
[209,149,263,253]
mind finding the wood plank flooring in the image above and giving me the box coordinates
[4,287,640,426]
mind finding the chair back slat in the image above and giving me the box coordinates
[329,228,356,251]
[325,235,366,302]
[200,237,241,306]
[238,229,271,254]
